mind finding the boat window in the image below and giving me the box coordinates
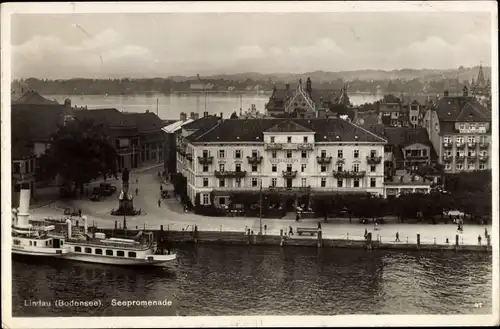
[75,246,82,252]
[34,242,37,246]
[95,249,103,255]
[29,241,32,246]
[46,241,48,246]
[61,241,63,245]
[128,252,137,258]
[106,250,113,256]
[117,251,125,257]
[85,247,92,254]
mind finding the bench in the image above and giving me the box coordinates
[297,228,319,236]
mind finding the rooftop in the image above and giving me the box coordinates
[434,96,491,122]
[12,90,59,106]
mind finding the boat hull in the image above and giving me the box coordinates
[60,253,177,267]
[11,247,70,257]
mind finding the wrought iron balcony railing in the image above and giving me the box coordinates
[316,156,332,164]
[467,142,477,148]
[198,156,213,164]
[455,142,466,149]
[247,156,263,164]
[264,143,284,150]
[366,156,383,165]
[479,142,489,149]
[332,170,366,179]
[282,170,298,178]
[443,142,453,149]
[214,170,247,178]
[297,143,314,151]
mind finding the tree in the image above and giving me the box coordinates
[38,119,117,196]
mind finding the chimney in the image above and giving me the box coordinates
[444,90,449,97]
[180,112,187,122]
[203,111,208,118]
[190,112,197,120]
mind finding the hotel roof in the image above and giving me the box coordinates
[434,96,491,122]
[187,118,387,144]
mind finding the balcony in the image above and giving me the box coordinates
[214,170,247,178]
[467,142,477,148]
[176,147,186,156]
[466,154,477,161]
[282,170,298,178]
[366,156,383,165]
[265,143,284,150]
[479,154,489,162]
[479,142,489,149]
[267,186,311,195]
[443,154,453,162]
[332,170,366,179]
[336,158,346,165]
[198,156,214,164]
[455,142,465,149]
[443,142,453,149]
[455,155,465,162]
[297,143,314,151]
[247,156,263,164]
[316,156,332,164]
[405,155,428,161]
[185,153,193,161]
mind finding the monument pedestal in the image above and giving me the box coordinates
[111,169,140,216]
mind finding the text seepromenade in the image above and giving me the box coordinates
[111,299,173,308]
[24,299,173,308]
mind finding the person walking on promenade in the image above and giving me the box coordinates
[395,232,400,242]
[364,228,368,239]
[318,221,322,230]
[136,178,138,184]
[296,212,300,222]
[160,185,163,191]
[289,226,294,236]
[135,187,139,196]
[264,225,267,235]
[158,199,161,208]
[78,209,82,217]
[484,228,488,238]
[478,235,482,245]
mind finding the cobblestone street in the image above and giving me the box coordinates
[31,167,492,246]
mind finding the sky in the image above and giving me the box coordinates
[10,11,493,79]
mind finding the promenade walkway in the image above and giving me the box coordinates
[31,167,492,247]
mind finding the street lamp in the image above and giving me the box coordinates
[259,178,263,235]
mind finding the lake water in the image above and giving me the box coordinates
[43,93,382,121]
[12,245,492,317]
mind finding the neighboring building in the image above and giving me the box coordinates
[384,169,432,199]
[381,127,438,177]
[12,90,59,105]
[377,94,409,128]
[471,63,491,108]
[178,118,387,210]
[265,78,350,118]
[423,87,492,173]
[162,116,196,176]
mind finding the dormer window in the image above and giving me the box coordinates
[303,136,308,143]
[287,136,292,143]
[270,136,275,143]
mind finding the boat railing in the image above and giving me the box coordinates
[65,237,152,250]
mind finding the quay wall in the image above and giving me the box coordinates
[94,228,492,253]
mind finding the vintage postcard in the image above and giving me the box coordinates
[1,1,498,328]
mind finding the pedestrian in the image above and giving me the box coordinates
[318,221,322,230]
[364,228,368,239]
[484,228,488,238]
[135,187,139,196]
[76,220,79,228]
[158,199,161,208]
[478,235,482,245]
[160,185,163,191]
[295,212,300,222]
[264,224,267,234]
[78,209,82,217]
[289,226,294,236]
[136,178,138,184]
[395,232,400,242]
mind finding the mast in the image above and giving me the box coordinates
[156,98,159,116]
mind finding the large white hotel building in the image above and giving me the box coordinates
[176,117,387,208]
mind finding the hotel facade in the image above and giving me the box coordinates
[176,118,387,209]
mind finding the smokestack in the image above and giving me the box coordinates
[66,218,72,238]
[82,216,88,234]
[203,111,208,118]
[180,112,187,121]
[15,189,31,227]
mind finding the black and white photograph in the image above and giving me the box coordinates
[1,1,498,328]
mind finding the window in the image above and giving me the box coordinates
[443,136,451,143]
[117,251,125,257]
[252,178,258,187]
[85,247,92,254]
[354,150,359,158]
[95,249,103,255]
[46,241,48,246]
[203,194,209,205]
[459,124,465,130]
[271,178,277,187]
[370,165,376,172]
[479,163,486,170]
[106,250,113,256]
[235,164,241,172]
[338,150,343,158]
[321,178,327,187]
[301,150,307,158]
[445,163,452,170]
[456,163,463,170]
[203,165,208,172]
[370,150,376,158]
[219,163,225,172]
[219,179,225,187]
[468,163,475,170]
[370,178,376,188]
[218,150,225,158]
[303,136,308,143]
[128,252,137,258]
[337,165,343,172]
[301,164,307,172]
[272,164,277,172]
[321,165,327,172]
[321,150,326,158]
[301,178,307,187]
[270,136,275,143]
[286,164,292,172]
[353,164,360,172]
[75,246,82,252]
[422,149,427,157]
[272,151,277,159]
[286,151,292,158]
[236,178,242,187]
[353,179,360,188]
[337,179,343,187]
[252,165,258,172]
[287,136,292,143]
[468,136,475,143]
[202,150,209,157]
[203,178,209,187]
[456,137,464,143]
[235,150,242,159]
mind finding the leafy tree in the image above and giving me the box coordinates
[38,118,117,196]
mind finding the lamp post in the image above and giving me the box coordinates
[259,179,263,235]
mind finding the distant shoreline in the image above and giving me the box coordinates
[41,90,275,96]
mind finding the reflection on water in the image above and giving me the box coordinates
[12,245,492,316]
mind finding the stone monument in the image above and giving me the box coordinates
[111,168,140,216]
